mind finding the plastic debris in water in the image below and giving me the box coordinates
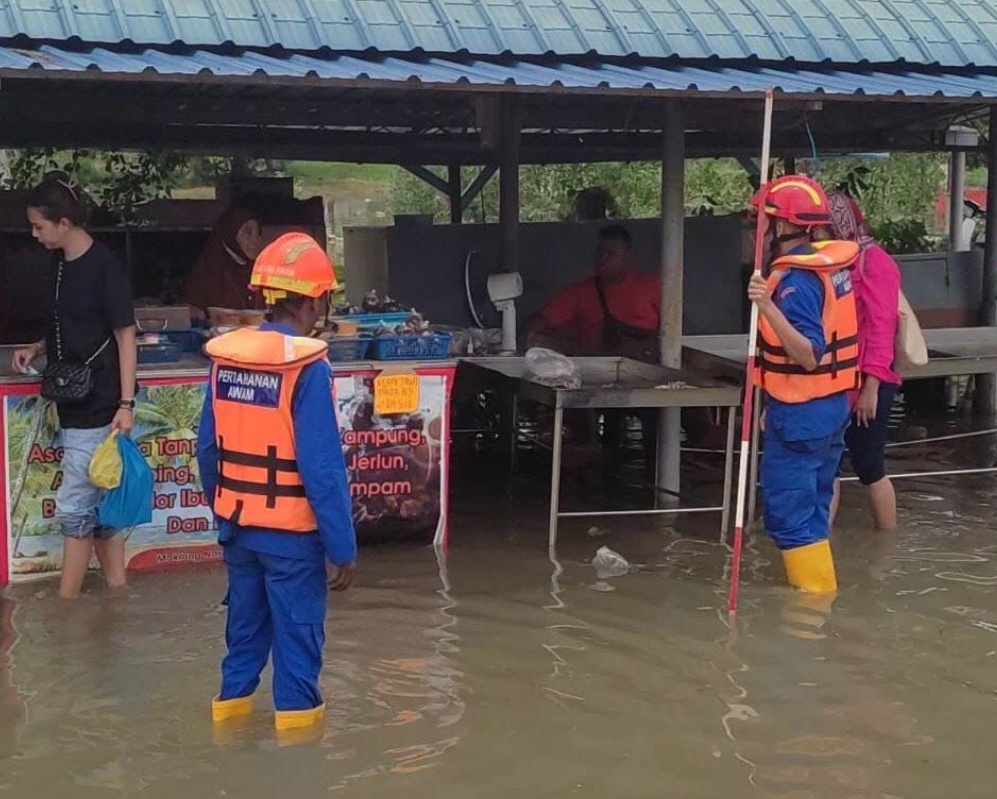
[592,546,630,579]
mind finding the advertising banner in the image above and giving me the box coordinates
[2,366,453,582]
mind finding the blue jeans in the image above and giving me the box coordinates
[56,425,117,540]
[761,424,846,550]
[220,541,327,711]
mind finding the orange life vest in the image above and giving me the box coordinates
[205,328,330,532]
[754,240,860,403]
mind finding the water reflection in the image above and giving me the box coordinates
[0,596,25,763]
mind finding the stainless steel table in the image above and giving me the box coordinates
[682,328,997,381]
[681,328,997,497]
[459,357,742,547]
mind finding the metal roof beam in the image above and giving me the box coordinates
[0,122,979,164]
[402,165,450,194]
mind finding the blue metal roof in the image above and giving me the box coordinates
[0,0,995,68]
[1,43,995,99]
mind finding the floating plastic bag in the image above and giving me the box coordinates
[524,347,581,390]
[98,435,154,529]
[88,430,123,490]
[592,546,630,579]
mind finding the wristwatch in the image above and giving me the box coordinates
[119,398,136,411]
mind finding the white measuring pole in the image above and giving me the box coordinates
[728,88,775,614]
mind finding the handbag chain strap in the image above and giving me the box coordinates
[53,257,111,366]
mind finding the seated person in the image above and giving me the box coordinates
[526,224,659,362]
[184,205,266,319]
[526,225,722,469]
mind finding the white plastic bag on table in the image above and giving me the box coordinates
[524,347,581,390]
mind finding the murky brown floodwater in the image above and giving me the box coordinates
[3,424,997,798]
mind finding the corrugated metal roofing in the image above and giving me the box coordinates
[2,43,996,100]
[0,0,995,68]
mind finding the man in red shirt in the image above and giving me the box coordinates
[527,225,660,358]
[526,226,718,472]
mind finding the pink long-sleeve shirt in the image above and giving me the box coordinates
[854,244,902,386]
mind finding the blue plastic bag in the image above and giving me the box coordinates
[98,434,154,529]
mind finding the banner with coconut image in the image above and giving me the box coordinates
[2,366,453,581]
[3,379,218,578]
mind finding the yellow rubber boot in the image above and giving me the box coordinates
[212,694,254,722]
[274,702,326,732]
[781,540,837,594]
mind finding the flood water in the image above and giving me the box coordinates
[3,426,997,798]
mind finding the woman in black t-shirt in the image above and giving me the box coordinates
[10,174,137,599]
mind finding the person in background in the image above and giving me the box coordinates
[748,176,860,594]
[824,193,901,531]
[570,186,619,222]
[183,204,266,317]
[525,224,722,469]
[11,173,137,599]
[527,224,660,361]
[198,232,356,737]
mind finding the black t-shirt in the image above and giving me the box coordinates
[45,242,135,429]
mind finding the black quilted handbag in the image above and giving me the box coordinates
[40,259,110,405]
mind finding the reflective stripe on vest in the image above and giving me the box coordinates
[207,329,329,533]
[754,240,860,403]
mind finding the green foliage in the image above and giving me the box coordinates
[870,218,934,255]
[685,159,754,216]
[390,159,755,223]
[2,145,954,255]
[829,164,873,198]
[99,152,189,221]
[180,156,235,188]
[814,154,946,233]
[3,148,189,221]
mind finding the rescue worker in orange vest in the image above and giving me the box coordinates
[747,176,860,594]
[196,232,357,735]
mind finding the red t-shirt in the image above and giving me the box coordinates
[540,270,661,354]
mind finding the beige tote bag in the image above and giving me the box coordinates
[895,288,928,370]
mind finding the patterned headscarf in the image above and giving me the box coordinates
[827,191,873,250]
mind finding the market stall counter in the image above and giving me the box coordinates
[0,349,456,584]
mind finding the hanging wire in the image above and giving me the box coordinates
[804,112,819,176]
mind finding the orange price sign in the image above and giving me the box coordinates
[373,373,420,416]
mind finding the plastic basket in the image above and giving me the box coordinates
[330,312,413,331]
[137,343,183,364]
[325,336,372,363]
[371,333,452,361]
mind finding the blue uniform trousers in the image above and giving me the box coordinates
[220,540,327,711]
[761,424,846,551]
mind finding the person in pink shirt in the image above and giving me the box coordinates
[825,193,901,530]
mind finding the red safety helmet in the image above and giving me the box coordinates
[750,176,831,228]
[249,232,338,305]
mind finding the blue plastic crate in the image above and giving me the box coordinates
[371,333,451,361]
[137,343,183,364]
[163,328,207,353]
[331,312,413,331]
[325,336,372,363]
